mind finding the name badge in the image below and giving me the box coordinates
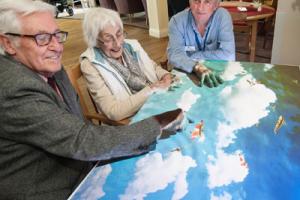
[184,46,196,51]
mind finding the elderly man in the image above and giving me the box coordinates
[168,0,235,87]
[0,0,181,199]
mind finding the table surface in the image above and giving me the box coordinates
[220,1,275,21]
[69,61,300,200]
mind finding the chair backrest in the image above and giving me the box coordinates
[66,64,90,116]
[227,10,252,55]
[262,0,277,48]
[114,0,144,14]
[141,0,148,23]
[66,64,130,125]
[98,0,117,10]
[229,12,247,22]
[168,0,189,18]
[265,0,278,9]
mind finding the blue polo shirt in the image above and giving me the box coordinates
[167,7,235,73]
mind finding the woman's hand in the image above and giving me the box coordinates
[150,73,173,91]
[160,73,173,85]
[149,81,170,90]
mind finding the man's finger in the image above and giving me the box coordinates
[216,74,224,84]
[205,75,213,88]
[200,73,206,87]
[210,73,219,87]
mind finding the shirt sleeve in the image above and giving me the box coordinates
[80,59,152,121]
[168,8,235,73]
[168,15,198,73]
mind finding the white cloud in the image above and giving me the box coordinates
[215,123,236,150]
[263,63,274,71]
[78,164,112,200]
[120,151,196,200]
[221,62,247,81]
[211,191,232,200]
[176,88,200,112]
[206,151,249,189]
[217,74,277,149]
[206,74,276,189]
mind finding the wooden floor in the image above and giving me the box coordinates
[57,19,168,70]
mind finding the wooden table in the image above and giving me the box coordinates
[220,1,275,62]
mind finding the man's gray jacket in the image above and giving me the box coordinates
[0,55,160,199]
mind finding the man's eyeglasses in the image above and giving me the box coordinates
[4,31,68,46]
[97,31,127,46]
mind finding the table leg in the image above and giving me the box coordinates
[249,20,258,62]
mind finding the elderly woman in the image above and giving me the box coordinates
[80,8,172,121]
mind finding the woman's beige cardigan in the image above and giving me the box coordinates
[80,39,169,121]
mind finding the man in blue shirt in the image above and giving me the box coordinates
[168,0,235,87]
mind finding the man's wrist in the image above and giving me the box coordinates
[194,63,210,74]
[193,64,201,73]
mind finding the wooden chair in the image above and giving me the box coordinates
[263,0,277,48]
[141,0,148,25]
[159,51,172,72]
[66,64,130,126]
[167,0,189,18]
[229,11,252,55]
[98,0,117,10]
[113,0,144,22]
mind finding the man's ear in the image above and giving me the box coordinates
[0,34,17,55]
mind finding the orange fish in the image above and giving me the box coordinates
[239,154,248,169]
[191,120,204,140]
[191,129,200,139]
[274,115,286,134]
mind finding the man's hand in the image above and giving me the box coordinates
[153,108,184,139]
[194,63,223,88]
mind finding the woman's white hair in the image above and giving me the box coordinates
[0,0,55,55]
[82,7,123,48]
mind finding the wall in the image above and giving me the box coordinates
[271,0,300,66]
[147,0,169,38]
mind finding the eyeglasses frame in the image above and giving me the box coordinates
[4,31,68,46]
[97,31,127,46]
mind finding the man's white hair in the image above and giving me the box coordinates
[82,7,123,48]
[0,0,55,55]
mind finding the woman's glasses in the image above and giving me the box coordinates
[97,31,127,46]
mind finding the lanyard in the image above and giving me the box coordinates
[194,25,211,51]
